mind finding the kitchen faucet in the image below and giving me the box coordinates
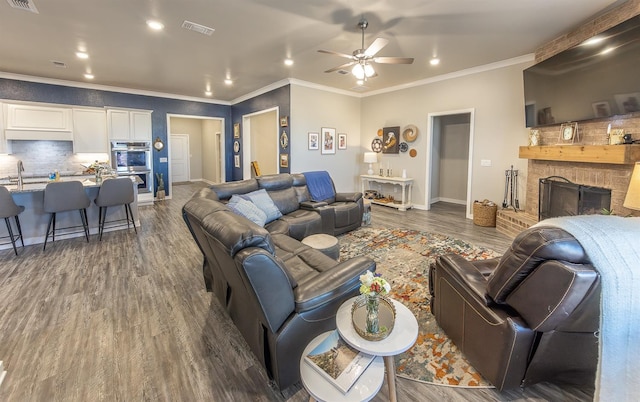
[17,160,24,190]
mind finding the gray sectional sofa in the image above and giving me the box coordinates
[182,172,374,389]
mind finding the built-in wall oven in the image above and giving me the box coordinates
[111,141,152,193]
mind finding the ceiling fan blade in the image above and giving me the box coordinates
[318,49,354,59]
[364,38,389,57]
[324,61,356,73]
[373,56,414,64]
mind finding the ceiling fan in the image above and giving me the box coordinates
[318,18,414,81]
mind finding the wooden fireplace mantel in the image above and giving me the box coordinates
[519,144,640,164]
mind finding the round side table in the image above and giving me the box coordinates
[300,331,385,402]
[336,297,418,402]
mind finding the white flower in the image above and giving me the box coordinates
[359,271,374,286]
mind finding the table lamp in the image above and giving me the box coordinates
[364,152,377,175]
[624,162,640,211]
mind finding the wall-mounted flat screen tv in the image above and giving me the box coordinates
[524,16,640,127]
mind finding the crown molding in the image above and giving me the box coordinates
[362,54,535,98]
[0,71,230,105]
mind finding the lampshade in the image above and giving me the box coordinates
[623,162,640,211]
[364,63,375,78]
[363,152,377,164]
[352,63,365,80]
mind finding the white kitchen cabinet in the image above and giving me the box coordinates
[107,108,152,142]
[4,103,73,140]
[0,103,12,154]
[73,108,108,153]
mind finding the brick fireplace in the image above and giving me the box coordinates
[495,1,640,238]
[496,127,640,238]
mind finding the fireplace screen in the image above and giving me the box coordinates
[539,176,611,221]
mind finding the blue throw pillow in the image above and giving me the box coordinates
[227,195,267,227]
[244,189,283,223]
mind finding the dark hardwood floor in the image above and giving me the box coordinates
[0,182,593,401]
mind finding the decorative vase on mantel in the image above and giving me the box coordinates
[365,293,380,334]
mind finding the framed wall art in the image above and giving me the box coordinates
[280,154,289,168]
[233,123,241,139]
[280,116,289,127]
[234,154,240,168]
[321,127,336,155]
[382,126,400,154]
[308,132,319,150]
[338,133,347,150]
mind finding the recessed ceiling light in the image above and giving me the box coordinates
[76,51,89,59]
[582,36,605,46]
[224,79,233,85]
[284,58,294,66]
[430,58,440,66]
[84,73,94,80]
[146,20,164,31]
[204,90,212,96]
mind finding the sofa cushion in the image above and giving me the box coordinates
[200,208,275,257]
[227,195,267,227]
[268,187,300,215]
[244,189,283,223]
[210,179,259,201]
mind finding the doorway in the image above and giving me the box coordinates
[426,109,475,219]
[242,107,279,179]
[167,114,224,199]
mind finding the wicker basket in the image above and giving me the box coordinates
[473,200,497,227]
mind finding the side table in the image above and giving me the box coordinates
[336,297,418,402]
[300,331,385,402]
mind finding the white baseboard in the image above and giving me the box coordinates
[431,197,466,205]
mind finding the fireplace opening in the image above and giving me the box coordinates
[539,176,611,221]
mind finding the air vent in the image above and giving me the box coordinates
[337,70,350,75]
[51,60,67,68]
[6,0,38,13]
[181,20,215,36]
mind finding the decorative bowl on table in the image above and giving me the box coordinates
[351,294,396,341]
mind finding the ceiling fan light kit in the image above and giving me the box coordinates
[319,17,413,83]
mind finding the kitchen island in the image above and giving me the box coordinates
[0,176,140,251]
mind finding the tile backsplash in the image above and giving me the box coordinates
[0,140,109,178]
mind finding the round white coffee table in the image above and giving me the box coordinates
[300,331,385,402]
[336,297,418,402]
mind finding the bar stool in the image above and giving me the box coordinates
[94,177,137,240]
[0,186,25,255]
[43,181,91,250]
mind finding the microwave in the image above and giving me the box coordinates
[111,141,151,173]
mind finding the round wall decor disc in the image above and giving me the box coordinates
[403,125,418,142]
[371,138,383,152]
[399,142,408,152]
[409,148,417,157]
[377,128,383,137]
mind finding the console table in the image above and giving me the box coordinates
[360,175,413,211]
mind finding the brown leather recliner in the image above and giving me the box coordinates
[429,226,600,390]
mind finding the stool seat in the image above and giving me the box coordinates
[0,186,25,255]
[43,181,91,250]
[302,234,340,260]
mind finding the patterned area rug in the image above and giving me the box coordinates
[338,227,501,387]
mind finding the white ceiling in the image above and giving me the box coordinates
[0,0,626,102]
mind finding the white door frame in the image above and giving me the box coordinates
[166,113,225,200]
[170,133,190,182]
[425,108,475,219]
[241,106,279,179]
